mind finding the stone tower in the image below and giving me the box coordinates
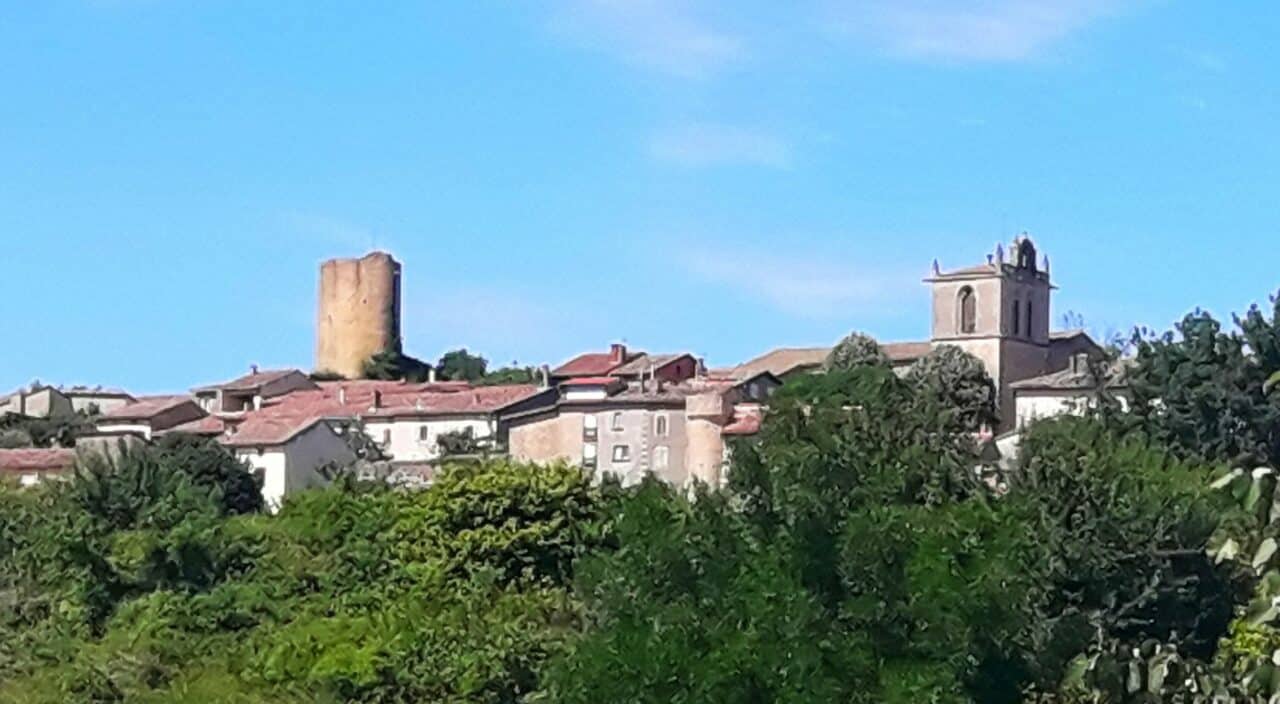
[925,235,1054,429]
[316,251,402,379]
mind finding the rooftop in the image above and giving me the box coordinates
[193,368,307,393]
[101,395,196,421]
[0,448,77,473]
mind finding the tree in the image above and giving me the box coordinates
[824,331,890,371]
[1128,303,1280,467]
[906,344,999,432]
[1013,418,1237,688]
[362,348,434,382]
[545,366,1029,703]
[477,365,538,386]
[436,348,488,382]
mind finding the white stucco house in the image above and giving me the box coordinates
[220,415,355,511]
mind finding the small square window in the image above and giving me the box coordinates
[611,412,624,431]
[418,426,430,442]
[611,444,630,463]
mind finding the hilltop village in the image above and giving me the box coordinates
[0,236,1113,506]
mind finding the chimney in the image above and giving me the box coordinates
[610,343,627,364]
[428,367,437,383]
[253,395,262,411]
[250,363,259,375]
[539,365,550,389]
[338,386,347,406]
[372,390,383,410]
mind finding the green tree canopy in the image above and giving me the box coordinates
[436,348,489,382]
[824,331,890,371]
[905,344,999,432]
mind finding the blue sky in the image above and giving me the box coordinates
[3,0,1278,393]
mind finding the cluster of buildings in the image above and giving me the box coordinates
[0,237,1119,506]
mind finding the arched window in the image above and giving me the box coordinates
[1011,299,1021,336]
[1025,300,1034,338]
[958,287,977,334]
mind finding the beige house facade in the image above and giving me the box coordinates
[505,375,778,488]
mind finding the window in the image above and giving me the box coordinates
[583,414,598,441]
[1025,300,1034,338]
[654,445,670,470]
[958,287,976,334]
[418,425,430,442]
[1011,299,1021,336]
[611,444,631,463]
[611,411,624,431]
[654,413,669,437]
[582,443,597,469]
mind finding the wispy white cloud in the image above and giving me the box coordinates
[278,212,385,252]
[648,124,792,168]
[824,0,1131,62]
[547,0,744,78]
[682,244,921,318]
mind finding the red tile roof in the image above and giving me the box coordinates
[722,408,763,436]
[194,368,310,393]
[160,415,227,437]
[0,448,77,472]
[364,385,544,418]
[101,395,195,421]
[221,415,327,447]
[551,353,629,378]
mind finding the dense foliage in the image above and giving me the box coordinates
[905,344,999,431]
[1128,298,1280,467]
[823,330,890,371]
[15,292,1280,701]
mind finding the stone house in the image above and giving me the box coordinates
[191,367,319,415]
[503,372,779,488]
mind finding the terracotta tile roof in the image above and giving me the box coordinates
[0,448,77,472]
[733,341,931,379]
[364,385,543,418]
[56,385,135,399]
[612,353,689,376]
[221,415,327,447]
[193,368,305,393]
[159,415,227,437]
[732,347,829,379]
[722,408,763,436]
[883,341,932,362]
[101,395,195,421]
[551,353,625,378]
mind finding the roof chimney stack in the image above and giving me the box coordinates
[250,363,259,375]
[610,343,627,364]
[372,389,383,410]
[539,365,550,389]
[428,367,437,384]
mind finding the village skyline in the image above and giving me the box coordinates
[5,2,1278,392]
